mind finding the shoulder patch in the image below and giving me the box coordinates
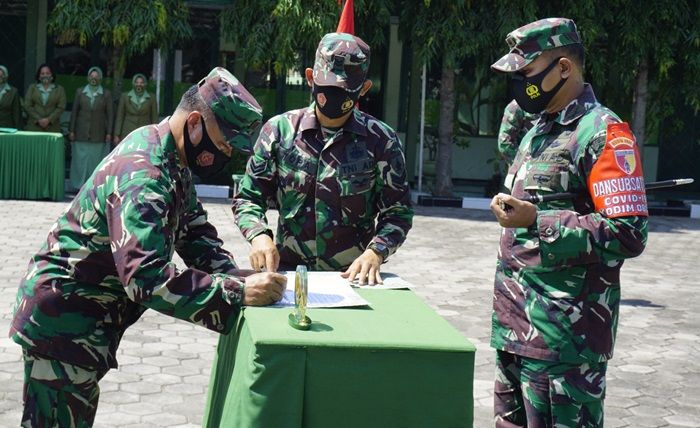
[587,122,648,218]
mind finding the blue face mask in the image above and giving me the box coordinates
[183,119,231,179]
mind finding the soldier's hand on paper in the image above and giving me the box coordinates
[250,234,279,273]
[490,193,537,228]
[243,272,287,306]
[340,249,383,286]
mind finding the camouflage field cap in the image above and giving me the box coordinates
[313,32,370,92]
[491,18,581,73]
[197,67,263,154]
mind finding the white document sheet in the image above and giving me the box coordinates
[350,272,413,290]
[271,271,370,308]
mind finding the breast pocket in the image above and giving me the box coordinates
[523,163,570,194]
[339,170,376,225]
[278,170,313,220]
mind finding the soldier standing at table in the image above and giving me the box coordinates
[497,99,538,166]
[24,63,67,133]
[233,32,413,285]
[0,65,22,129]
[488,18,648,427]
[68,66,114,191]
[10,67,286,427]
[113,73,159,145]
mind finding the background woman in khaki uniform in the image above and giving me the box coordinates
[0,65,22,129]
[24,64,66,133]
[68,66,113,190]
[113,73,158,144]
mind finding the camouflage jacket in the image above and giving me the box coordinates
[10,119,245,371]
[491,84,648,364]
[497,99,539,165]
[233,105,413,270]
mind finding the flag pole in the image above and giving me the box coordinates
[418,62,427,194]
[155,49,161,114]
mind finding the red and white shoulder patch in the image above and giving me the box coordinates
[587,122,649,218]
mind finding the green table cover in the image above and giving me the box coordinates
[203,289,476,428]
[0,131,65,201]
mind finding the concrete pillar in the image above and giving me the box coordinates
[403,49,422,185]
[24,0,48,87]
[163,49,175,115]
[233,58,246,85]
[382,16,402,130]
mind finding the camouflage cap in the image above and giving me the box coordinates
[197,67,263,154]
[491,18,581,73]
[313,32,370,92]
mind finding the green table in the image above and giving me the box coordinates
[203,289,476,428]
[0,131,65,201]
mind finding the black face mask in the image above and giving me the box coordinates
[509,57,566,114]
[313,84,360,119]
[183,119,230,179]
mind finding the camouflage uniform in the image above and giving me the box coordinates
[10,67,262,427]
[21,349,108,427]
[497,99,539,165]
[495,351,606,427]
[233,33,413,270]
[490,19,648,427]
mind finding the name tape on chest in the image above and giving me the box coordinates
[587,122,648,218]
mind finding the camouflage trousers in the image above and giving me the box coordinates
[21,349,107,428]
[494,350,606,428]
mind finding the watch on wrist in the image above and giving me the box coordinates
[368,242,389,261]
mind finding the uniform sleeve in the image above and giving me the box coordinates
[231,120,279,241]
[49,86,67,126]
[497,102,522,165]
[175,194,239,275]
[106,175,244,334]
[115,95,125,138]
[371,131,414,257]
[534,129,648,267]
[24,86,40,123]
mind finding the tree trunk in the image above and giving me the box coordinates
[111,46,125,103]
[435,59,454,196]
[631,56,648,160]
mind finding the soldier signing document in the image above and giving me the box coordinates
[232,32,414,285]
[10,67,286,427]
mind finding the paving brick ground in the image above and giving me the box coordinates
[0,198,698,427]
